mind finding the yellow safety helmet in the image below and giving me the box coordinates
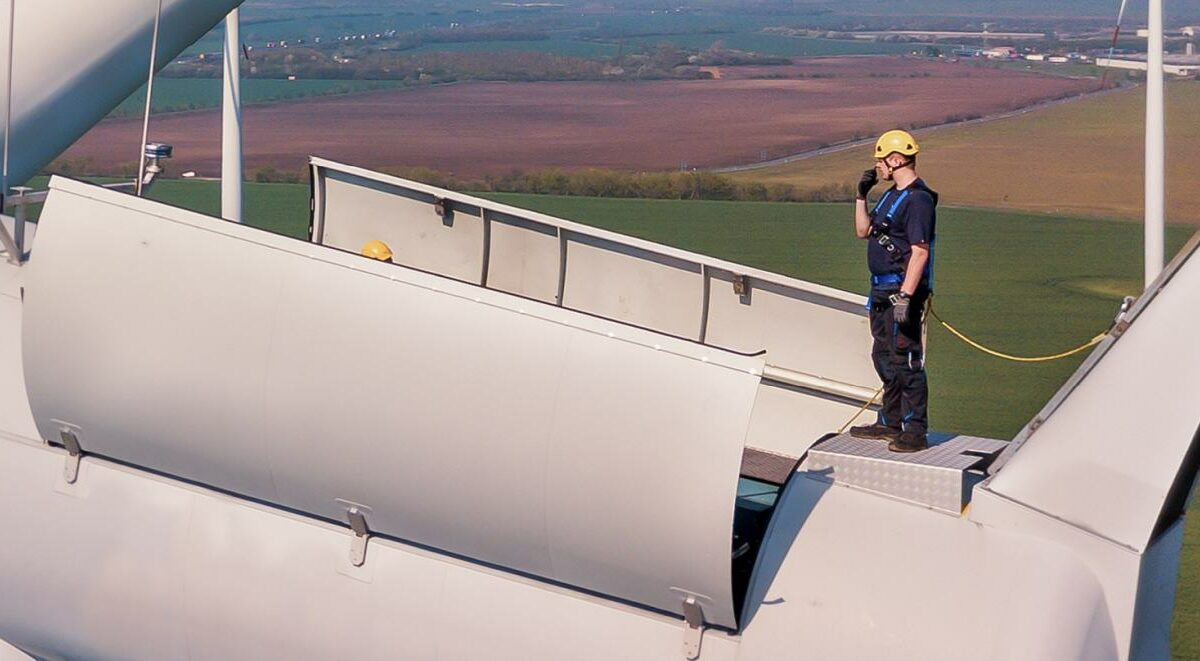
[361,240,394,262]
[874,129,920,158]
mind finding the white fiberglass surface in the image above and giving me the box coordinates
[0,265,37,443]
[311,160,877,394]
[21,178,762,627]
[737,475,1119,661]
[320,172,486,283]
[0,440,744,660]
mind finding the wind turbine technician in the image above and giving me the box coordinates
[849,129,938,453]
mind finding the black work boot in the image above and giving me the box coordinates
[849,423,901,441]
[888,431,928,453]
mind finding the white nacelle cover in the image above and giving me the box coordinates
[22,178,765,628]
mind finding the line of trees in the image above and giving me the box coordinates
[363,166,856,203]
[41,160,856,203]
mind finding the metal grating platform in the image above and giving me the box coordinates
[800,432,1008,514]
[741,447,801,485]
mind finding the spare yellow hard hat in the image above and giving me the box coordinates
[361,240,394,262]
[875,130,920,158]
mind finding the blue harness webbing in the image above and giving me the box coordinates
[873,188,911,221]
[868,186,935,297]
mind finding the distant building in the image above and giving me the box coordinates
[1096,56,1199,76]
[983,46,1017,59]
[1024,53,1046,61]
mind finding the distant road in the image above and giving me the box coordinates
[713,84,1131,174]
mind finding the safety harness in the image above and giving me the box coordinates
[868,181,937,289]
[869,187,911,266]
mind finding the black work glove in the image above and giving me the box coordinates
[856,168,878,200]
[889,291,911,324]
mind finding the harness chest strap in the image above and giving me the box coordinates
[870,189,911,263]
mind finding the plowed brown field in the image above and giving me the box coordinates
[65,57,1096,177]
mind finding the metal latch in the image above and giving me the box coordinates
[681,596,706,660]
[731,274,747,297]
[433,196,454,225]
[336,499,373,567]
[59,428,83,484]
[1110,295,1136,338]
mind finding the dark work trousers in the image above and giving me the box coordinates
[868,285,930,434]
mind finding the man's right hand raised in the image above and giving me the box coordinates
[856,168,878,201]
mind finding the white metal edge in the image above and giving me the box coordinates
[307,156,868,310]
[44,176,764,376]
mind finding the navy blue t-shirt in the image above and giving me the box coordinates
[867,179,938,280]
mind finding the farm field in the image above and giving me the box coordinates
[179,4,938,59]
[110,79,408,118]
[113,178,1199,657]
[731,81,1200,224]
[65,57,1095,179]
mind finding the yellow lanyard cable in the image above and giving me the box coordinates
[837,300,1109,433]
[927,301,1107,363]
[837,386,884,434]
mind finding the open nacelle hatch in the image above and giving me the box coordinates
[25,177,773,630]
[308,157,878,394]
[25,172,884,635]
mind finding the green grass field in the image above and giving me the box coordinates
[36,178,1200,657]
[732,81,1200,224]
[111,79,408,117]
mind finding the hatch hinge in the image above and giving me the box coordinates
[681,596,706,660]
[59,428,83,485]
[337,500,372,567]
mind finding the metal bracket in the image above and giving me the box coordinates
[731,274,747,297]
[433,196,454,226]
[337,500,372,567]
[59,428,83,485]
[681,596,706,660]
[1110,295,1136,338]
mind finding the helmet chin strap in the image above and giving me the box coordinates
[883,157,914,179]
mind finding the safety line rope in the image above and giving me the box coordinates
[927,301,1107,363]
[836,300,1110,433]
[836,386,883,434]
